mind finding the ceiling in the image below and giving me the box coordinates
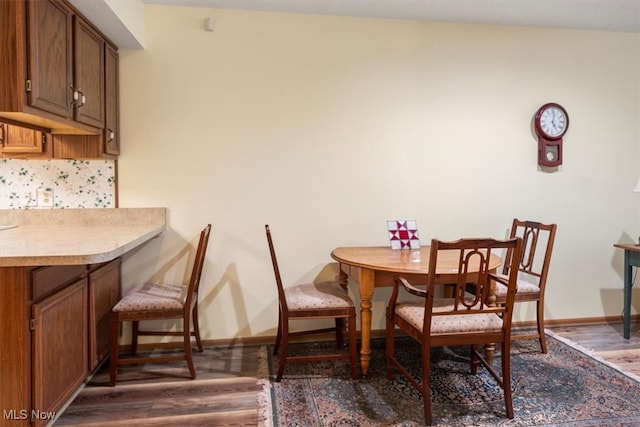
[141,0,640,33]
[69,0,640,49]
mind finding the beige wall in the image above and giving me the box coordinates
[117,5,640,342]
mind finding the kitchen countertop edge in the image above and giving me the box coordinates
[0,208,166,267]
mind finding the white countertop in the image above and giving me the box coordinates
[0,208,166,267]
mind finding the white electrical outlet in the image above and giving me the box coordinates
[37,188,54,207]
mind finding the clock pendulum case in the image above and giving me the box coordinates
[534,103,569,167]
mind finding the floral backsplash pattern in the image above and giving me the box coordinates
[0,159,116,209]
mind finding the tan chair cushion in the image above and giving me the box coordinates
[113,283,187,312]
[494,274,540,297]
[395,298,503,334]
[286,281,354,310]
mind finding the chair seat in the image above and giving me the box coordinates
[113,283,187,312]
[285,281,354,310]
[494,274,540,297]
[395,298,503,334]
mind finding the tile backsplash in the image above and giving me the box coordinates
[0,159,115,209]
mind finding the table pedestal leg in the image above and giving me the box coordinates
[357,268,375,376]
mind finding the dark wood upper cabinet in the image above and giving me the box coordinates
[104,44,120,156]
[0,0,119,158]
[0,0,111,136]
[27,0,75,121]
[73,15,105,129]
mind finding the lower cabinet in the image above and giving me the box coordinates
[0,258,121,427]
[31,279,88,427]
[88,258,121,371]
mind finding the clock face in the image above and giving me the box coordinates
[538,105,568,138]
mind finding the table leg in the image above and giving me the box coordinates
[357,268,375,376]
[338,266,349,292]
[623,250,632,339]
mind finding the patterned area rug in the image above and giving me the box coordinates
[261,333,640,426]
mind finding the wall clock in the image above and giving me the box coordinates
[534,103,569,167]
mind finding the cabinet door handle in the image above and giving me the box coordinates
[76,89,85,107]
[71,84,79,105]
[72,88,85,107]
[107,129,115,142]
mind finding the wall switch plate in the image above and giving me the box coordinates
[37,188,54,207]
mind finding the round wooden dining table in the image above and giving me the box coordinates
[331,245,503,376]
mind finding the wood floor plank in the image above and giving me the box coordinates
[54,345,266,426]
[55,322,640,426]
[548,322,640,378]
[56,410,259,426]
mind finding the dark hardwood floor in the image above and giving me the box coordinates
[548,321,640,378]
[54,344,269,426]
[53,321,640,426]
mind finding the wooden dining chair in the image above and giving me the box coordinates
[386,237,523,425]
[108,224,211,386]
[265,224,358,381]
[494,219,557,353]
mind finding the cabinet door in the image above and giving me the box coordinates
[73,16,105,128]
[27,0,74,119]
[32,278,88,427]
[104,44,120,156]
[0,122,51,157]
[88,259,121,371]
